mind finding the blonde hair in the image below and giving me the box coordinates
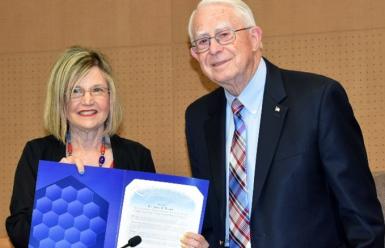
[188,0,257,42]
[44,46,122,143]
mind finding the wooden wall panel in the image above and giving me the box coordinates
[107,46,174,174]
[172,45,218,177]
[0,0,172,53]
[171,1,199,43]
[248,0,385,37]
[1,0,384,240]
[0,51,56,238]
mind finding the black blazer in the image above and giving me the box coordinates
[6,135,155,248]
[185,59,384,247]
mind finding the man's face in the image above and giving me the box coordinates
[190,4,262,94]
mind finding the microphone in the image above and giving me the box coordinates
[121,235,142,248]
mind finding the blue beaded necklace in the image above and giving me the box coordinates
[66,131,106,167]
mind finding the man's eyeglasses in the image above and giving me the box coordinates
[191,27,253,53]
[70,86,109,99]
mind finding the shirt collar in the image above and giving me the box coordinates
[225,58,267,114]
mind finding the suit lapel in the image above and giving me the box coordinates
[201,60,288,234]
[251,59,288,214]
[204,89,227,231]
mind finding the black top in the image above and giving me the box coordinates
[5,135,155,248]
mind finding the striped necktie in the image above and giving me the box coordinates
[229,98,250,248]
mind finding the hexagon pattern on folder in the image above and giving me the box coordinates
[29,176,109,248]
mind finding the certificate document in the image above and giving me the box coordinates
[117,180,205,247]
[29,161,209,248]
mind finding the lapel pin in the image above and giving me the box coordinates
[275,106,280,112]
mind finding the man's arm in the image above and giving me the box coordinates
[318,80,384,247]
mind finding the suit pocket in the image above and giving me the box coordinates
[273,151,304,162]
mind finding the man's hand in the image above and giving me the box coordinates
[180,232,209,248]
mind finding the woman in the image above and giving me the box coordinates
[5,46,155,247]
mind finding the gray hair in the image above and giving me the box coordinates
[188,0,256,42]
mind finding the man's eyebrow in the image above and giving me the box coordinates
[194,31,210,38]
[194,25,231,38]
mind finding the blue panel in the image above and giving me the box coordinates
[74,215,90,231]
[67,201,83,217]
[73,241,88,248]
[45,184,61,201]
[52,199,68,215]
[61,186,77,202]
[77,188,93,204]
[83,202,99,219]
[35,197,52,213]
[39,238,55,248]
[89,217,107,235]
[32,223,49,240]
[55,240,71,248]
[30,176,108,247]
[58,213,74,229]
[64,227,80,243]
[80,230,97,247]
[48,226,64,242]
[42,212,58,227]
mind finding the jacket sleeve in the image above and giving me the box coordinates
[6,141,39,248]
[318,81,384,247]
[185,105,218,247]
[140,146,156,173]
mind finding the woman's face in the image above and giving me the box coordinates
[66,66,110,133]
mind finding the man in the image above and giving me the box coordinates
[180,0,384,247]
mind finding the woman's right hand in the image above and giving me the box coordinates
[60,156,85,174]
